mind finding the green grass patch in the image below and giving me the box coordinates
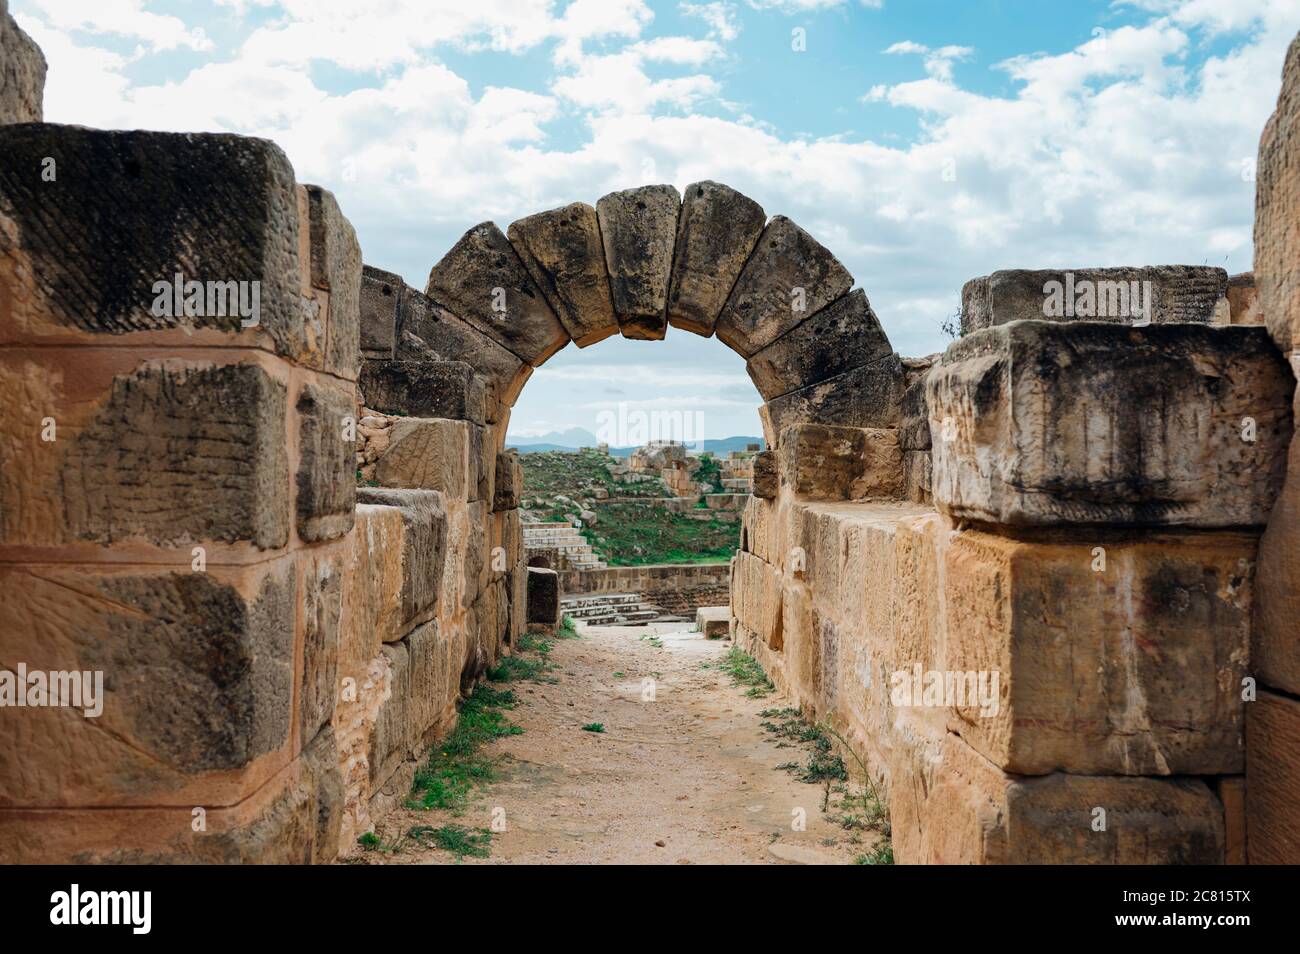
[713,647,774,698]
[557,615,580,639]
[410,824,493,860]
[408,683,521,813]
[854,843,894,865]
[581,722,605,733]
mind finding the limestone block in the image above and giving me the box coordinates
[695,605,731,638]
[715,216,853,358]
[1246,689,1300,863]
[898,367,932,451]
[741,495,779,563]
[0,357,290,549]
[928,321,1294,527]
[891,732,1224,864]
[0,560,294,807]
[732,550,782,649]
[296,382,356,542]
[1226,273,1261,325]
[940,527,1254,776]
[746,290,893,400]
[356,488,447,632]
[425,221,570,366]
[299,549,343,741]
[468,422,493,504]
[340,504,405,661]
[780,423,902,501]
[397,281,532,414]
[464,499,489,604]
[304,184,361,378]
[404,620,443,758]
[494,447,522,511]
[1,1,45,123]
[765,352,904,439]
[508,202,619,346]
[666,180,765,336]
[369,641,409,786]
[960,266,1229,335]
[0,126,309,357]
[752,449,777,499]
[1215,776,1246,865]
[596,185,681,340]
[374,418,469,499]
[1256,422,1300,695]
[359,359,486,425]
[360,265,401,358]
[1256,34,1300,354]
[526,566,561,628]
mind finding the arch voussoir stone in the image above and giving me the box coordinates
[508,201,619,347]
[764,351,905,445]
[666,180,766,336]
[425,221,570,367]
[596,184,681,340]
[714,214,854,357]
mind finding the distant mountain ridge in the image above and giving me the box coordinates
[507,430,765,458]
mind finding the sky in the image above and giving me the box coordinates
[13,0,1300,441]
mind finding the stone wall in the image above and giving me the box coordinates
[559,563,731,617]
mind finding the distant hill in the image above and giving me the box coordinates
[507,433,766,457]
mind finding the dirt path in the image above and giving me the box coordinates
[356,621,888,865]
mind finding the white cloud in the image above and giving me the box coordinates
[35,0,211,52]
[680,1,741,41]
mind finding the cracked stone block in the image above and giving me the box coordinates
[746,289,893,400]
[360,265,401,358]
[780,423,902,502]
[0,126,308,357]
[1256,34,1300,354]
[596,184,681,340]
[425,221,569,367]
[928,321,1295,527]
[356,488,446,631]
[1246,689,1300,863]
[752,450,777,499]
[0,561,295,807]
[765,351,904,440]
[358,359,485,425]
[494,447,522,511]
[526,565,560,628]
[304,184,361,378]
[508,202,619,346]
[1,0,44,123]
[396,283,530,419]
[960,266,1229,336]
[47,361,289,549]
[296,382,356,542]
[715,215,853,358]
[666,180,765,336]
[375,418,469,500]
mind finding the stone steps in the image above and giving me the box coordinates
[560,592,670,626]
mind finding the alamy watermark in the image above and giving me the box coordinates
[890,664,1000,718]
[595,402,706,453]
[1,664,103,718]
[151,272,260,327]
[1042,272,1152,322]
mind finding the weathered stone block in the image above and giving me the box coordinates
[732,551,782,650]
[695,605,731,638]
[746,290,892,400]
[898,365,932,451]
[666,180,765,336]
[960,266,1229,335]
[494,447,522,510]
[304,184,361,378]
[0,126,306,355]
[425,221,569,366]
[596,185,681,340]
[526,565,561,628]
[299,549,343,740]
[396,283,530,418]
[508,202,618,346]
[715,215,853,358]
[928,321,1294,527]
[369,641,409,785]
[375,417,468,499]
[1216,776,1246,865]
[1256,34,1300,354]
[468,422,493,504]
[359,359,485,425]
[765,352,904,440]
[780,423,902,501]
[1256,424,1300,695]
[752,450,777,499]
[1,1,45,124]
[296,382,356,542]
[0,561,294,807]
[360,265,402,358]
[1226,272,1261,325]
[356,488,447,631]
[902,450,932,504]
[1246,689,1300,864]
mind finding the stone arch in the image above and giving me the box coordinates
[357,181,906,454]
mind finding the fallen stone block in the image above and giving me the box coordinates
[596,184,681,340]
[715,215,853,357]
[526,565,561,629]
[360,265,402,358]
[928,321,1294,528]
[508,201,619,346]
[746,289,893,400]
[695,605,731,638]
[304,184,361,378]
[1256,34,1300,353]
[425,221,570,366]
[666,180,766,336]
[780,423,902,501]
[359,359,486,425]
[960,266,1229,335]
[752,450,778,499]
[356,488,447,632]
[765,352,904,439]
[1246,689,1300,864]
[1,1,46,124]
[296,382,356,542]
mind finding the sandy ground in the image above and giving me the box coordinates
[357,621,886,865]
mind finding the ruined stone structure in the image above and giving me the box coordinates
[3,10,1299,864]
